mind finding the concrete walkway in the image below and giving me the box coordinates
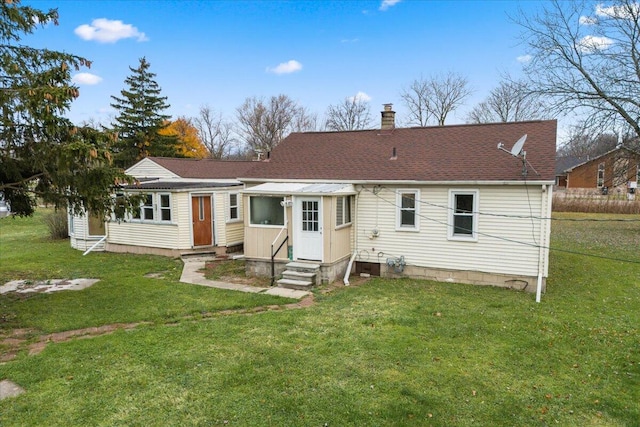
[179,257,310,300]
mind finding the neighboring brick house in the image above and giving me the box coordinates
[563,147,640,191]
[555,155,587,188]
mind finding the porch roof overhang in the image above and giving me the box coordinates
[241,182,356,196]
[121,180,242,191]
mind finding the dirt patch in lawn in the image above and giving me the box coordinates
[203,260,271,287]
[0,270,369,363]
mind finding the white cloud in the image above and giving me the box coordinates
[379,0,401,11]
[348,91,372,103]
[72,72,103,85]
[341,38,359,43]
[579,15,598,25]
[577,35,613,53]
[516,54,532,63]
[595,3,640,19]
[74,18,148,43]
[266,60,303,75]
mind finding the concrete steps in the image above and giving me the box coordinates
[277,261,319,290]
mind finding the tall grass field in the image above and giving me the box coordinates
[0,210,638,426]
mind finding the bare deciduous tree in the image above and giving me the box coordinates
[193,105,237,159]
[557,124,619,158]
[557,122,639,189]
[324,95,374,131]
[516,0,640,142]
[235,94,316,154]
[466,78,545,123]
[401,72,472,126]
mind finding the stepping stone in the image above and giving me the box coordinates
[0,380,25,400]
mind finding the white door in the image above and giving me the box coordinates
[294,197,322,261]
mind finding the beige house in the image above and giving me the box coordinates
[240,106,557,296]
[69,157,255,257]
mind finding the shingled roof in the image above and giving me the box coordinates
[240,120,557,182]
[148,157,256,179]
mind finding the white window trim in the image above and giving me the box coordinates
[396,189,420,232]
[68,210,75,236]
[158,193,172,223]
[597,162,605,188]
[227,192,241,223]
[336,195,352,229]
[448,189,479,242]
[130,192,173,224]
[248,195,285,228]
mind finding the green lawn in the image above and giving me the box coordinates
[1,211,639,426]
[0,210,291,333]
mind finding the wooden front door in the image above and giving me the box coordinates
[192,195,213,246]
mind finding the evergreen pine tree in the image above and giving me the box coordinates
[0,1,138,217]
[110,57,179,168]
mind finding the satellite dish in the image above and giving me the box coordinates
[510,134,527,157]
[496,133,539,177]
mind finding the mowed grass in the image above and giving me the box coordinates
[1,211,639,426]
[0,210,291,333]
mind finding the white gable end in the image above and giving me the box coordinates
[126,158,180,179]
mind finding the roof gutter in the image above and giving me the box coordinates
[238,178,556,186]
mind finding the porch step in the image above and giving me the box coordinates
[276,261,320,290]
[285,261,320,272]
[282,270,316,281]
[276,278,314,291]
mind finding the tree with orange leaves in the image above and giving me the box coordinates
[159,117,208,159]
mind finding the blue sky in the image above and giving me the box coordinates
[24,0,544,128]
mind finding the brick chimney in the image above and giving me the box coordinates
[381,103,395,130]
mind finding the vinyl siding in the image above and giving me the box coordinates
[356,185,548,277]
[325,196,352,263]
[126,158,178,179]
[205,192,243,247]
[243,195,290,260]
[108,192,186,249]
[213,192,226,246]
[69,213,106,251]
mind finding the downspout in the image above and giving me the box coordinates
[536,184,548,302]
[343,189,360,286]
[343,251,358,286]
[83,235,107,256]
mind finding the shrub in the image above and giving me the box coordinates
[44,209,69,240]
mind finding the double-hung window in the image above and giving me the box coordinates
[396,190,419,231]
[449,190,478,241]
[159,194,171,221]
[229,193,239,221]
[132,193,172,223]
[135,194,154,220]
[597,162,605,188]
[336,195,352,227]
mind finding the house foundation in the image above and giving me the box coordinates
[245,256,351,285]
[105,243,241,258]
[380,263,544,293]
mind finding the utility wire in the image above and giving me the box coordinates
[365,184,640,222]
[362,186,640,265]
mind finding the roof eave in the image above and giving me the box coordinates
[239,178,555,186]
